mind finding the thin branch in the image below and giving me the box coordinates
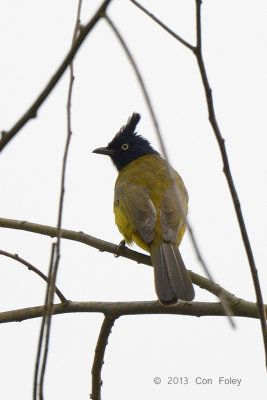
[130,0,195,51]
[91,315,117,400]
[0,0,112,152]
[0,217,247,301]
[0,217,151,264]
[194,0,267,365]
[45,0,81,313]
[33,243,56,400]
[0,249,67,303]
[105,14,234,327]
[130,0,267,366]
[36,2,84,397]
[0,298,265,325]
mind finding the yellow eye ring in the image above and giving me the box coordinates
[121,143,129,150]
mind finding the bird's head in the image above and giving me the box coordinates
[92,113,158,171]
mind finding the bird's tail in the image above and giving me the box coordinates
[150,242,195,305]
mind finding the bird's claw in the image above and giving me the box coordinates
[114,240,126,257]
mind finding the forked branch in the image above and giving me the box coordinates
[0,249,67,303]
[0,298,265,325]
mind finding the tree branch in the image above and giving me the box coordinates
[36,3,84,397]
[129,0,267,368]
[129,0,195,51]
[0,217,151,263]
[194,0,267,366]
[0,217,241,301]
[34,243,56,400]
[0,0,113,152]
[0,298,264,325]
[0,249,67,303]
[91,315,117,400]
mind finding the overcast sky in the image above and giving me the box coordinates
[1,0,267,399]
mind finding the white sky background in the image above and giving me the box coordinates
[0,0,267,398]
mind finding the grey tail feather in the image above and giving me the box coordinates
[150,242,195,305]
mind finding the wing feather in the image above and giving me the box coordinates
[115,184,156,243]
[160,189,187,242]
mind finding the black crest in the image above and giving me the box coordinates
[93,113,159,171]
[107,113,158,171]
[118,113,141,137]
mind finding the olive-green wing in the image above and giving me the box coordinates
[115,184,156,243]
[160,188,187,242]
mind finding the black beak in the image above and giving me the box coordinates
[92,147,115,156]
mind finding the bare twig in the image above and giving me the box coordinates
[0,298,265,325]
[0,0,112,152]
[91,315,117,400]
[130,0,195,51]
[45,0,82,315]
[0,249,67,303]
[129,1,194,51]
[130,0,267,366]
[105,14,234,327]
[38,248,56,400]
[194,0,267,363]
[0,217,151,264]
[33,243,56,400]
[35,2,84,398]
[0,217,245,301]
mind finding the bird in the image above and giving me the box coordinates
[93,113,195,305]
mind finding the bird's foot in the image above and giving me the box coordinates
[114,240,126,258]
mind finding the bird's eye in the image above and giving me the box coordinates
[121,143,129,150]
